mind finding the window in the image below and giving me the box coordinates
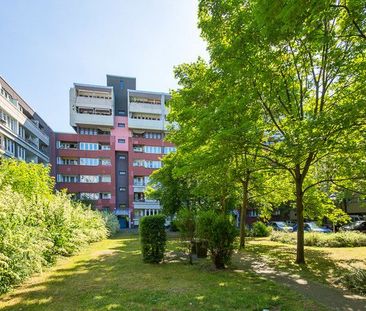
[57,175,78,183]
[145,160,161,169]
[18,125,25,139]
[133,159,144,167]
[79,128,97,135]
[80,175,99,183]
[119,171,126,176]
[118,155,126,160]
[164,146,176,154]
[101,192,112,199]
[134,176,145,186]
[144,132,162,139]
[79,142,98,151]
[144,146,162,154]
[119,204,127,209]
[100,158,111,166]
[80,158,99,166]
[80,193,99,200]
[118,123,125,128]
[119,80,124,89]
[119,187,126,192]
[118,138,125,144]
[5,137,15,154]
[17,146,25,160]
[100,144,111,150]
[118,110,126,116]
[101,175,111,182]
[133,145,143,152]
[134,192,145,202]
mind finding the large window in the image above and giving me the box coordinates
[80,175,99,183]
[80,158,99,166]
[144,146,161,154]
[79,142,98,151]
[80,193,99,200]
[145,160,161,169]
[101,175,111,182]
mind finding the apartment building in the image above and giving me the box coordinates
[54,75,175,228]
[0,76,53,166]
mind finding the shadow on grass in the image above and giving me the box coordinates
[242,242,350,285]
[0,233,326,311]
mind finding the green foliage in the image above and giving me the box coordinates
[139,215,167,263]
[196,210,238,269]
[250,221,272,237]
[175,208,196,241]
[0,159,109,294]
[342,268,366,295]
[100,211,120,236]
[271,231,366,247]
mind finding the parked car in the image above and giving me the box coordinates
[269,221,294,232]
[339,221,366,233]
[293,222,332,233]
[349,215,364,222]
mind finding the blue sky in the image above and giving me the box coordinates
[0,0,207,132]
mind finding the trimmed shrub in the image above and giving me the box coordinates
[342,268,366,295]
[100,211,120,236]
[139,215,167,263]
[250,221,272,237]
[271,231,366,247]
[196,210,238,269]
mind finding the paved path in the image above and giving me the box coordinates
[234,252,366,311]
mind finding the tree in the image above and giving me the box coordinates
[198,0,366,263]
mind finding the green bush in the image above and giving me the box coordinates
[175,208,196,263]
[342,268,366,295]
[139,215,167,263]
[100,211,120,236]
[271,231,366,247]
[250,221,272,237]
[196,210,238,269]
[0,159,110,294]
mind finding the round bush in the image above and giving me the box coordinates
[196,210,238,269]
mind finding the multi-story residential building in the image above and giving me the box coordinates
[54,75,176,228]
[0,76,53,166]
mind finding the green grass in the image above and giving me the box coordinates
[0,233,325,311]
[243,237,366,290]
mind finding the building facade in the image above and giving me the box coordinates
[54,75,175,228]
[0,76,53,167]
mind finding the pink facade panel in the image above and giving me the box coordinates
[111,117,130,151]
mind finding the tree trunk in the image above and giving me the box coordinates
[295,171,305,264]
[239,180,249,249]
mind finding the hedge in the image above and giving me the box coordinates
[270,231,366,247]
[139,214,166,263]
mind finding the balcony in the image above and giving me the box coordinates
[114,209,129,216]
[128,118,166,131]
[133,200,160,209]
[129,102,163,115]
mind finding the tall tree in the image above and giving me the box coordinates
[198,0,366,263]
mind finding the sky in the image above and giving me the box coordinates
[0,0,208,132]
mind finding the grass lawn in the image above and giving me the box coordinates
[0,232,326,311]
[244,237,366,289]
